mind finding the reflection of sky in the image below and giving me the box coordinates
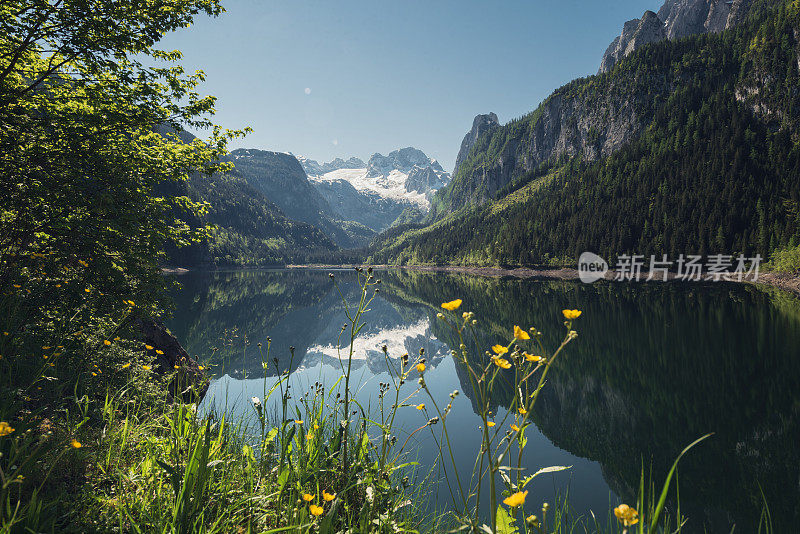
[201,318,613,519]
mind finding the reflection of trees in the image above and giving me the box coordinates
[378,270,800,533]
[168,270,335,375]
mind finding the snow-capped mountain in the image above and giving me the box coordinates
[296,156,366,177]
[299,147,450,212]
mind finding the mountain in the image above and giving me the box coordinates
[599,0,760,73]
[599,10,666,74]
[301,147,451,232]
[452,113,500,177]
[229,149,374,249]
[162,168,337,268]
[297,156,366,176]
[229,149,331,226]
[372,0,800,266]
[309,178,408,233]
[149,127,337,267]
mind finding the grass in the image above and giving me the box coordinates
[0,267,737,533]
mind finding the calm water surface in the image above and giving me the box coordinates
[167,269,800,532]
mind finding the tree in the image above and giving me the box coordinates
[0,0,246,411]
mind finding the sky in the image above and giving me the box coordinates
[160,0,660,171]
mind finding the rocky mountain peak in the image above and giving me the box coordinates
[453,113,500,177]
[366,147,436,177]
[297,155,366,177]
[599,0,756,74]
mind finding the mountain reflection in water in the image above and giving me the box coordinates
[168,268,800,532]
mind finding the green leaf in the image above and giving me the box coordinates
[520,465,572,488]
[649,433,713,531]
[495,505,519,534]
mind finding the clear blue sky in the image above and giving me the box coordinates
[161,0,659,171]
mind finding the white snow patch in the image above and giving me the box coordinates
[308,168,429,208]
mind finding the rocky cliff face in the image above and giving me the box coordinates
[436,79,649,211]
[599,11,665,74]
[600,0,757,73]
[406,165,449,193]
[453,113,500,177]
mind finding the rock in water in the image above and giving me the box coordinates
[136,318,209,402]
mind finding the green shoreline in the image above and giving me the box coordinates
[164,263,800,297]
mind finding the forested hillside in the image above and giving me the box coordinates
[147,130,338,267]
[373,0,800,267]
[162,167,338,268]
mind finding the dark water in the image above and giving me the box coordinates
[167,269,800,532]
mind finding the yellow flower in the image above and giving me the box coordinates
[416,403,425,410]
[70,439,82,449]
[12,284,21,289]
[306,432,314,440]
[487,421,496,427]
[518,407,527,415]
[503,490,528,508]
[0,422,14,437]
[145,345,154,350]
[103,340,111,346]
[492,357,511,369]
[416,363,425,373]
[155,349,164,355]
[313,423,320,430]
[441,299,462,311]
[84,288,90,293]
[524,353,542,363]
[92,372,97,376]
[322,491,336,501]
[78,260,89,267]
[296,420,304,425]
[142,365,151,371]
[510,424,521,432]
[309,504,324,516]
[614,504,639,527]
[492,345,508,355]
[562,309,582,320]
[114,336,120,341]
[121,362,131,369]
[514,325,530,340]
[174,365,180,369]
[302,493,314,502]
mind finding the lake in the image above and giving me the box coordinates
[167,268,800,532]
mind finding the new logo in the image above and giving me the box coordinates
[578,252,608,283]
